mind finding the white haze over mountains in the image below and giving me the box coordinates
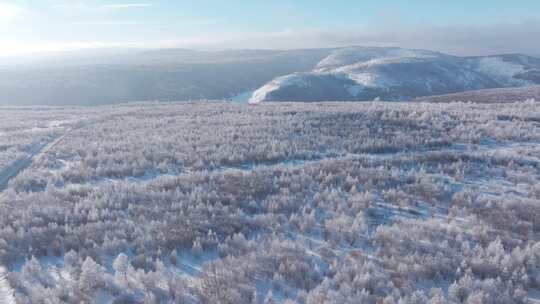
[0,48,331,106]
[212,21,540,57]
[2,19,540,58]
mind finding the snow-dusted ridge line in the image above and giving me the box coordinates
[414,85,540,103]
[251,47,540,102]
[248,73,308,104]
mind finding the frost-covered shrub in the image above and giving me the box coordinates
[0,101,539,303]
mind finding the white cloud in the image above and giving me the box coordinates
[51,2,152,15]
[0,2,25,21]
[70,21,153,25]
[100,3,152,10]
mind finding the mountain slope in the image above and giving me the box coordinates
[413,85,540,103]
[248,47,540,103]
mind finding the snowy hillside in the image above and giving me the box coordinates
[414,85,540,103]
[249,47,540,103]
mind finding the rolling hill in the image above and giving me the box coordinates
[413,85,540,103]
[248,47,540,103]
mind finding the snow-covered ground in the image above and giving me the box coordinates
[0,100,539,303]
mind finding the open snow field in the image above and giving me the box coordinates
[0,101,540,303]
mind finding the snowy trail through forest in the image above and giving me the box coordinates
[0,128,74,193]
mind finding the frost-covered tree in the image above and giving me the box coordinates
[1,101,539,303]
[79,257,105,292]
[113,253,129,283]
[0,267,15,304]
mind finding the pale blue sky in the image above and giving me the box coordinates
[1,0,540,56]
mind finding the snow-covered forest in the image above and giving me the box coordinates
[0,100,539,303]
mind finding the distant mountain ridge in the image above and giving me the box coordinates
[1,46,539,105]
[248,47,540,103]
[0,49,331,106]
